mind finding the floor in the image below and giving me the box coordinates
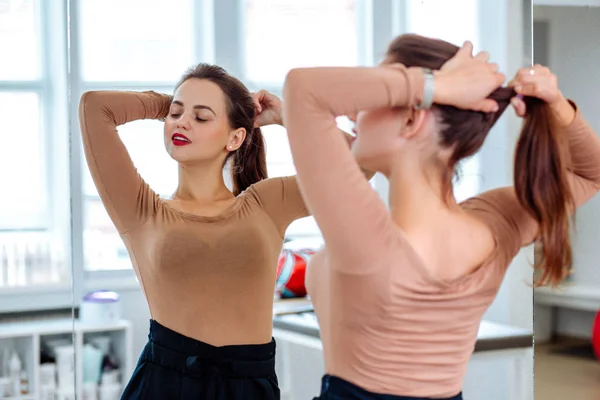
[535,338,600,400]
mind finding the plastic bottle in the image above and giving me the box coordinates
[8,351,21,396]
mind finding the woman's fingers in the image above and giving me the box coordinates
[515,83,546,99]
[252,91,264,113]
[517,73,544,84]
[494,71,507,86]
[531,64,551,76]
[517,65,551,79]
[474,50,490,62]
[488,62,499,73]
[510,96,526,117]
[457,41,474,58]
[475,99,500,113]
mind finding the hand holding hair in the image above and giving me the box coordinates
[508,65,575,126]
[252,90,283,127]
[432,41,506,113]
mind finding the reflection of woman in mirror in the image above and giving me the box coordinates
[78,64,354,399]
[282,34,600,400]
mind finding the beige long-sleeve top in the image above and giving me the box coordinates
[79,90,308,345]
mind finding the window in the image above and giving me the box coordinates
[0,93,46,229]
[240,0,362,236]
[0,0,40,80]
[78,0,195,83]
[0,0,70,296]
[81,115,180,272]
[75,0,197,273]
[243,0,359,86]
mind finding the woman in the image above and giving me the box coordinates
[282,34,600,399]
[78,64,354,399]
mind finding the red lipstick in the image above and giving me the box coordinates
[172,133,191,146]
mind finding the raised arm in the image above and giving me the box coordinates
[463,101,600,257]
[560,103,600,203]
[282,66,426,267]
[78,90,171,234]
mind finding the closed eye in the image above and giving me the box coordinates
[168,113,207,122]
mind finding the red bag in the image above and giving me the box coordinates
[592,310,600,360]
[275,248,315,298]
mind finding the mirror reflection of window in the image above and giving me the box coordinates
[77,0,196,272]
[243,0,358,85]
[78,0,195,83]
[0,0,70,295]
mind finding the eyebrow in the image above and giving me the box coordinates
[171,100,216,116]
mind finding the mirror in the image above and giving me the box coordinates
[0,0,76,400]
[533,1,600,399]
[64,0,533,399]
[274,1,533,399]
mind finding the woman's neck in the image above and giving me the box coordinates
[387,158,459,229]
[174,160,233,203]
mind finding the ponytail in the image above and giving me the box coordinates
[231,127,268,196]
[513,97,574,287]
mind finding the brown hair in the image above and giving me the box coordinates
[176,63,268,195]
[386,34,574,287]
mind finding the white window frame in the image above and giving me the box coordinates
[0,0,72,313]
[69,0,216,295]
[0,1,48,231]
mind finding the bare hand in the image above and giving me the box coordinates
[508,64,564,117]
[434,41,506,113]
[252,90,283,128]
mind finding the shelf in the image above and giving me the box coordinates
[534,0,600,6]
[0,319,131,339]
[0,319,132,400]
[535,283,600,312]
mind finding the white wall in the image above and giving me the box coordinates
[533,5,600,338]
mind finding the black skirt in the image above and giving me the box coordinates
[313,375,463,400]
[121,320,279,400]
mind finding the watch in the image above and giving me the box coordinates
[414,68,435,110]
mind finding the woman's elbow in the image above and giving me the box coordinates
[283,68,312,100]
[79,91,108,115]
[282,69,311,131]
[284,67,306,85]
